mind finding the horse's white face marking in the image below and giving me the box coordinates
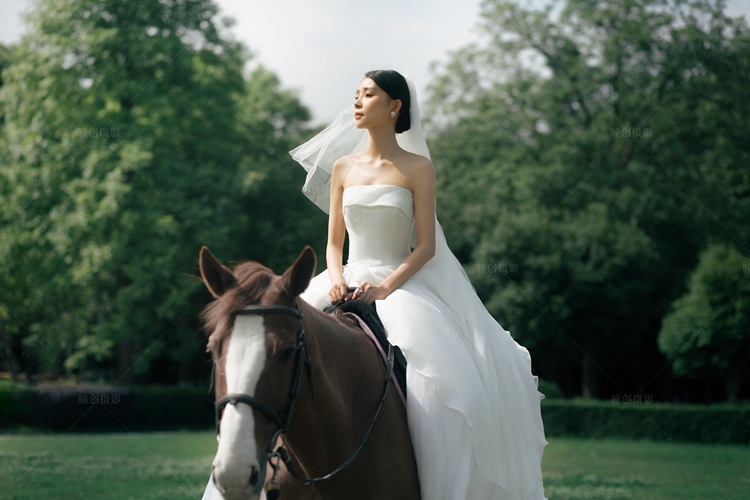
[212,314,266,497]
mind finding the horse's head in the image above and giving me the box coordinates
[199,245,316,500]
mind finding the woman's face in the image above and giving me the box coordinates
[353,77,400,130]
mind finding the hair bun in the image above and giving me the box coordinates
[364,69,411,134]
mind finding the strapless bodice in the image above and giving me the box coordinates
[342,184,414,267]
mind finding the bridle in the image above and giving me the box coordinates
[210,300,395,496]
[213,303,313,438]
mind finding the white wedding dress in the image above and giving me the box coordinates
[202,183,548,500]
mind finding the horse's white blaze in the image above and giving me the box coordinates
[212,315,266,494]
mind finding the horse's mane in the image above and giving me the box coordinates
[200,261,277,340]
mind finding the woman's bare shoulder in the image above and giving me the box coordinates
[335,152,360,165]
[332,153,359,181]
[399,149,432,167]
[401,151,435,186]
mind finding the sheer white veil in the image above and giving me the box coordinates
[288,73,451,256]
[289,74,429,212]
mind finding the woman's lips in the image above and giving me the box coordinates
[354,112,363,118]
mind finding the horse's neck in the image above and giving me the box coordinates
[286,300,384,473]
[299,298,383,413]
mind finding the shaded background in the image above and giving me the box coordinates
[1,0,749,410]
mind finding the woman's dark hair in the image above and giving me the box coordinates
[364,69,411,134]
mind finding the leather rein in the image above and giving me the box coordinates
[211,301,395,493]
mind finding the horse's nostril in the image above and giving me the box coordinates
[211,467,226,494]
[249,465,260,487]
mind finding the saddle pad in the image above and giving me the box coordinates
[323,291,407,405]
[342,311,406,408]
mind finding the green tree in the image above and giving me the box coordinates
[234,64,328,274]
[658,243,750,403]
[0,0,321,385]
[424,0,750,398]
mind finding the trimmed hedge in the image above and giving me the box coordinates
[2,383,749,444]
[541,398,750,444]
[0,383,214,432]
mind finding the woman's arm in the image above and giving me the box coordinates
[353,156,436,304]
[326,157,351,302]
[379,157,436,294]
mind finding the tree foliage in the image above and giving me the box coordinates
[0,0,323,385]
[425,0,749,399]
[1,0,748,404]
[658,243,750,403]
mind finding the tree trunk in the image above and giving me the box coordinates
[581,354,599,400]
[117,340,135,385]
[722,366,743,404]
[1,319,8,376]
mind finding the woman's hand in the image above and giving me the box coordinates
[328,280,350,304]
[348,282,389,305]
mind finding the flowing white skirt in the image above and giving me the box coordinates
[201,477,225,500]
[300,255,548,500]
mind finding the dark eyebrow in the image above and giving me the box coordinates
[355,87,376,94]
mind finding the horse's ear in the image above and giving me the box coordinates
[282,245,317,298]
[199,246,237,298]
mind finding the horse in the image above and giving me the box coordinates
[198,244,421,500]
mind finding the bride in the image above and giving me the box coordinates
[202,70,548,500]
[293,69,548,500]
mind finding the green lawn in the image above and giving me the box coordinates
[542,437,749,499]
[0,432,747,499]
[0,432,216,500]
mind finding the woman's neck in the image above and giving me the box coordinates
[363,124,402,162]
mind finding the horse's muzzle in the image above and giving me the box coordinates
[212,462,264,500]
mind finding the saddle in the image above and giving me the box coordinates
[324,287,407,403]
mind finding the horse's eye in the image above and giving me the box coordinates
[279,345,296,363]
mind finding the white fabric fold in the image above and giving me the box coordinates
[300,185,549,500]
[284,72,548,500]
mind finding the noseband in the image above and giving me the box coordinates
[210,300,395,495]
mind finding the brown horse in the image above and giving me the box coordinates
[199,244,421,500]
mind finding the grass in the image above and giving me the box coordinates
[0,432,748,499]
[542,437,750,499]
[0,432,216,499]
